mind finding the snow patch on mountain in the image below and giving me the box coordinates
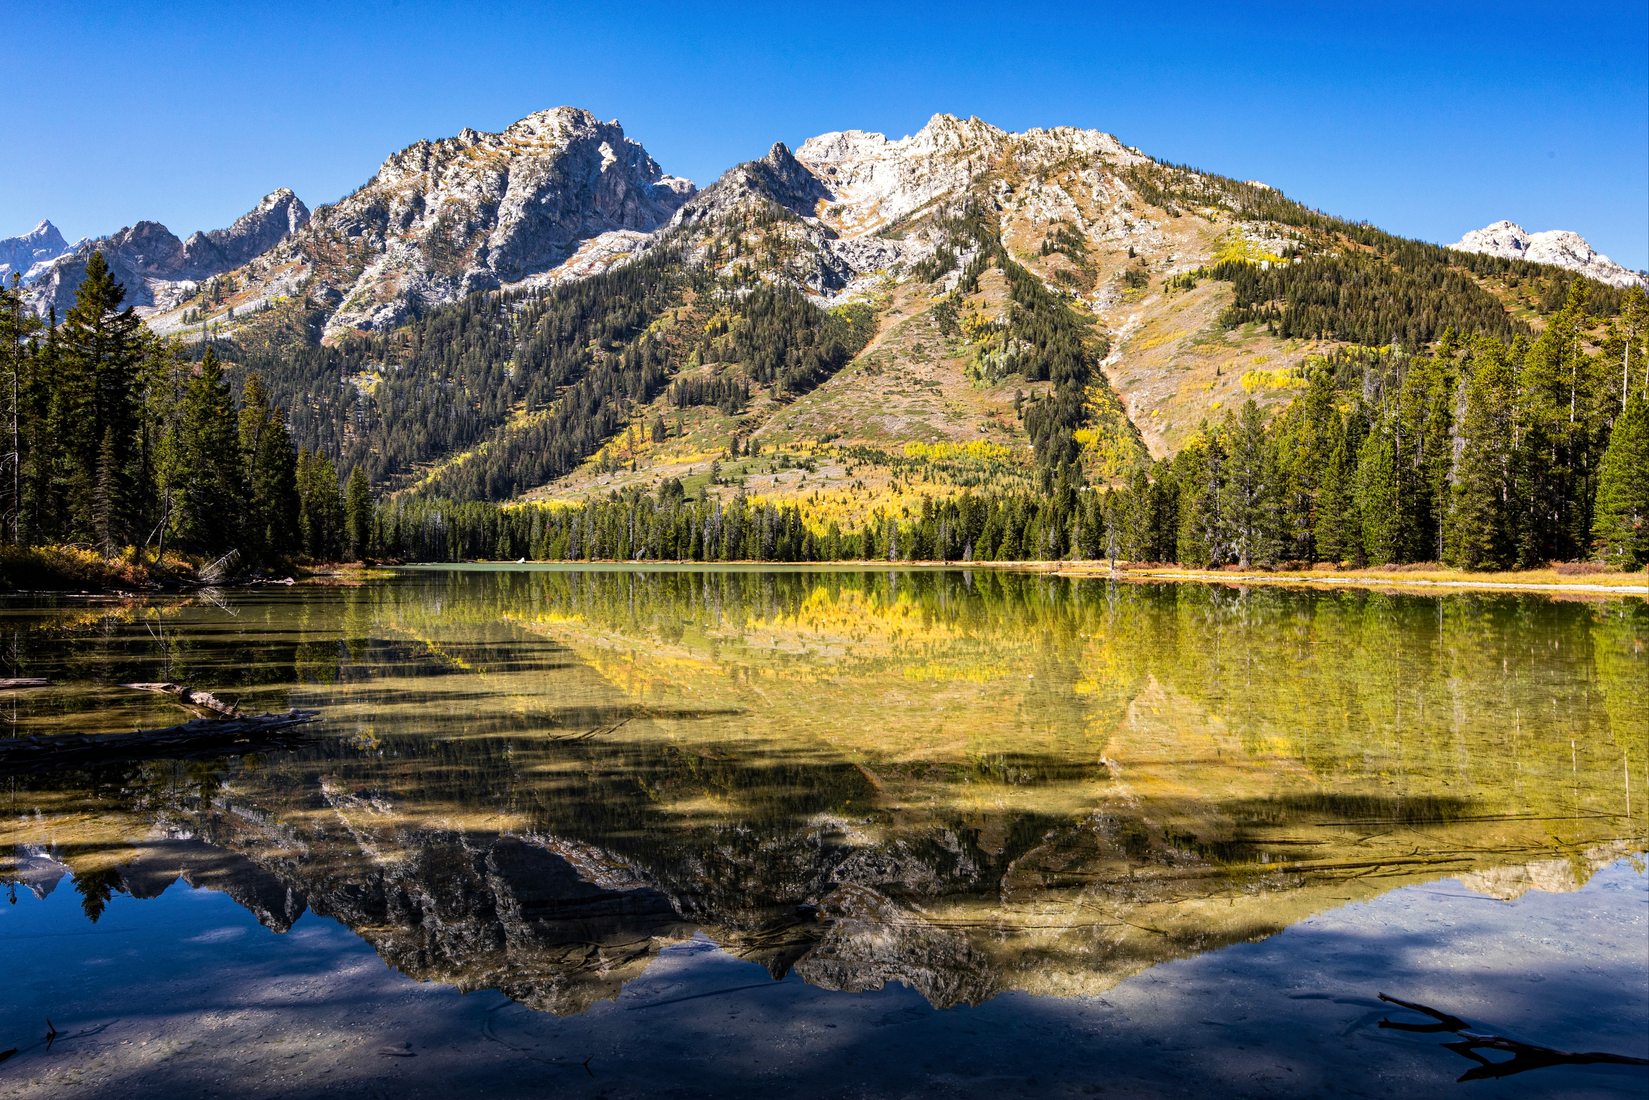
[1451,220,1644,288]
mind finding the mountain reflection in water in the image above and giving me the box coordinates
[1,567,1644,1018]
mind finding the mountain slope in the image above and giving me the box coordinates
[147,107,694,340]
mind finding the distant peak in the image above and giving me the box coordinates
[916,113,1005,140]
[505,106,604,135]
[1453,221,1644,288]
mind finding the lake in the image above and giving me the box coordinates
[1,566,1645,1098]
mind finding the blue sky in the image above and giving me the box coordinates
[5,2,1646,268]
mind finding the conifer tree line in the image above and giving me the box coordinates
[0,254,372,565]
[373,284,1647,571]
[371,482,1108,565]
[1084,285,1646,571]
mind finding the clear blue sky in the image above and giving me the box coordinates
[5,2,1646,268]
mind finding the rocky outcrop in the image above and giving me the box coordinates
[179,187,310,273]
[0,220,70,280]
[659,113,1164,302]
[1451,220,1645,287]
[672,142,832,228]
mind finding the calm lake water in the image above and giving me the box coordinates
[1,566,1645,1098]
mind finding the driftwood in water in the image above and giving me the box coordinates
[1379,992,1649,1082]
[120,681,244,719]
[0,709,318,771]
[0,678,52,690]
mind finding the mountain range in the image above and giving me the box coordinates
[15,188,310,318]
[3,107,1641,519]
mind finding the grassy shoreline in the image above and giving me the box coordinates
[0,545,175,593]
[0,546,376,594]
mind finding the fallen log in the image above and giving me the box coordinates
[0,709,318,771]
[119,681,244,719]
[0,678,52,690]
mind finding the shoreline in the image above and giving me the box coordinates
[5,555,1642,599]
[392,559,1649,597]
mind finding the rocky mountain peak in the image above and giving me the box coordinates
[1451,220,1644,288]
[911,112,1008,153]
[180,188,310,273]
[503,105,602,138]
[795,116,1010,237]
[674,141,829,229]
[0,218,72,279]
[174,107,698,336]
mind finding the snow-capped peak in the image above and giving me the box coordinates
[0,219,71,279]
[1451,221,1644,288]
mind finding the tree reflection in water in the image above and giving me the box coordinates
[1,568,1643,1021]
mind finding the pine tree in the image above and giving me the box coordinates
[1356,417,1404,564]
[256,408,300,557]
[172,349,244,552]
[92,427,121,556]
[1314,407,1364,564]
[344,465,372,559]
[297,449,344,560]
[237,373,301,560]
[1175,432,1225,566]
[55,251,146,548]
[1514,288,1591,562]
[0,275,42,542]
[1620,289,1649,409]
[1444,341,1516,569]
[1591,396,1649,569]
[1223,400,1279,567]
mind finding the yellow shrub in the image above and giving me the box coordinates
[1240,367,1307,392]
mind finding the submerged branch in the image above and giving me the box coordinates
[1378,992,1649,1082]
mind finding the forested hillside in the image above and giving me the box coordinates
[374,296,1649,573]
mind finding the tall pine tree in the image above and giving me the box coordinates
[1591,395,1649,569]
[53,251,146,549]
[1444,340,1516,569]
[171,349,244,552]
[345,465,372,560]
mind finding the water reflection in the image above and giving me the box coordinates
[2,569,1644,1015]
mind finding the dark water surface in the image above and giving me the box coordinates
[1,567,1645,1098]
